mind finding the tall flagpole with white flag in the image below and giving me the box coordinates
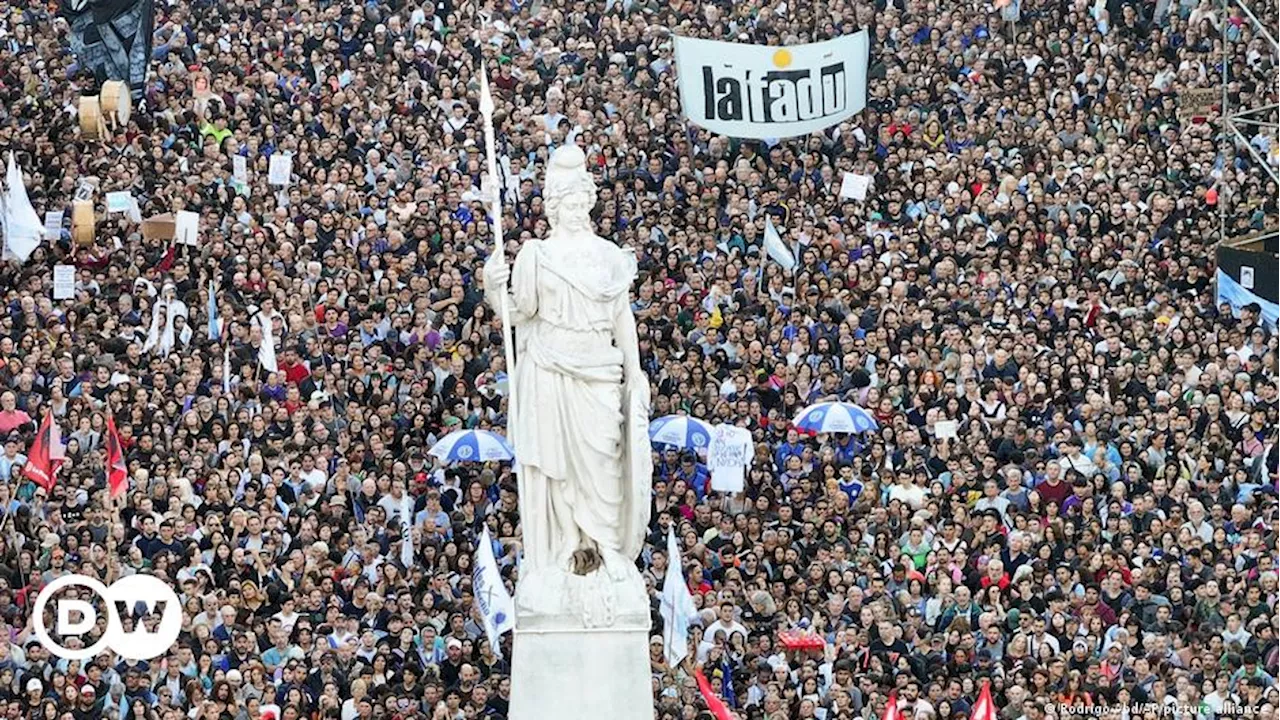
[222,345,231,396]
[400,492,415,568]
[660,525,697,670]
[479,64,517,412]
[473,527,516,657]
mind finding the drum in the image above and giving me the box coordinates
[78,96,104,140]
[100,80,131,125]
[72,200,95,246]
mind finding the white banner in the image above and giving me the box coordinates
[473,527,515,657]
[674,32,869,140]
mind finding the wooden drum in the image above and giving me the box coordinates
[100,80,131,125]
[72,200,95,246]
[78,95,104,140]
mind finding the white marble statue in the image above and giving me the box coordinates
[484,143,654,720]
[483,144,652,618]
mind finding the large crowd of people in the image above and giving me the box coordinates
[0,0,1276,718]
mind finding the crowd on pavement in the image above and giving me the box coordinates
[0,0,1277,718]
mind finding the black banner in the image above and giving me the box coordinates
[64,0,155,100]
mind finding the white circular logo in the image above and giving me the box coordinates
[456,444,475,460]
[32,574,183,661]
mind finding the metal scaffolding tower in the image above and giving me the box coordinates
[1219,0,1279,247]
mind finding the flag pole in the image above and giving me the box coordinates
[479,63,518,414]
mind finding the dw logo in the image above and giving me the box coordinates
[32,574,183,661]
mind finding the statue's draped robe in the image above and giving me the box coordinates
[502,235,648,572]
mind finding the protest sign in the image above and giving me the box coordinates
[1178,88,1217,119]
[105,191,132,213]
[840,172,872,201]
[268,154,292,186]
[53,265,76,300]
[233,155,248,184]
[175,210,199,246]
[707,424,753,493]
[44,211,63,237]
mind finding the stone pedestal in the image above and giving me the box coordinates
[509,624,653,720]
[510,562,654,720]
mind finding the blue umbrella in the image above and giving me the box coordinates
[792,402,879,434]
[648,415,713,451]
[428,429,515,463]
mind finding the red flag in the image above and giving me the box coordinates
[154,241,175,273]
[882,691,905,720]
[105,415,128,499]
[693,668,734,720]
[23,412,57,491]
[970,680,996,720]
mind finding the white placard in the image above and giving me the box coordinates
[175,210,200,246]
[105,191,132,213]
[53,265,76,300]
[44,211,63,237]
[840,172,872,201]
[233,155,248,183]
[935,420,958,440]
[1241,266,1255,290]
[268,154,293,186]
[673,32,870,140]
[707,424,753,494]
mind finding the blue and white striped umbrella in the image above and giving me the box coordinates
[648,415,714,451]
[792,402,879,434]
[428,430,515,463]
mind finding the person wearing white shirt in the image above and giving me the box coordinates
[888,475,927,510]
[1058,437,1099,477]
[1202,675,1238,714]
[703,601,748,644]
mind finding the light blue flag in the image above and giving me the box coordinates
[207,279,220,341]
[660,525,697,669]
[763,215,797,274]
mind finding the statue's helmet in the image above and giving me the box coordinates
[544,144,597,218]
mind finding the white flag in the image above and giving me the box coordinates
[660,525,697,669]
[763,215,796,273]
[473,527,515,657]
[2,152,45,263]
[49,417,66,463]
[222,345,231,396]
[257,314,278,373]
[399,493,415,568]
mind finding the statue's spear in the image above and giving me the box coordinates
[478,64,518,411]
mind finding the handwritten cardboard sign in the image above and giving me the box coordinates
[268,154,292,186]
[1178,88,1217,119]
[707,424,753,493]
[53,265,76,300]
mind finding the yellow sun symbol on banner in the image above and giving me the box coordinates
[772,49,792,68]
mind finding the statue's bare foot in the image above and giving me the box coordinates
[571,546,602,575]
